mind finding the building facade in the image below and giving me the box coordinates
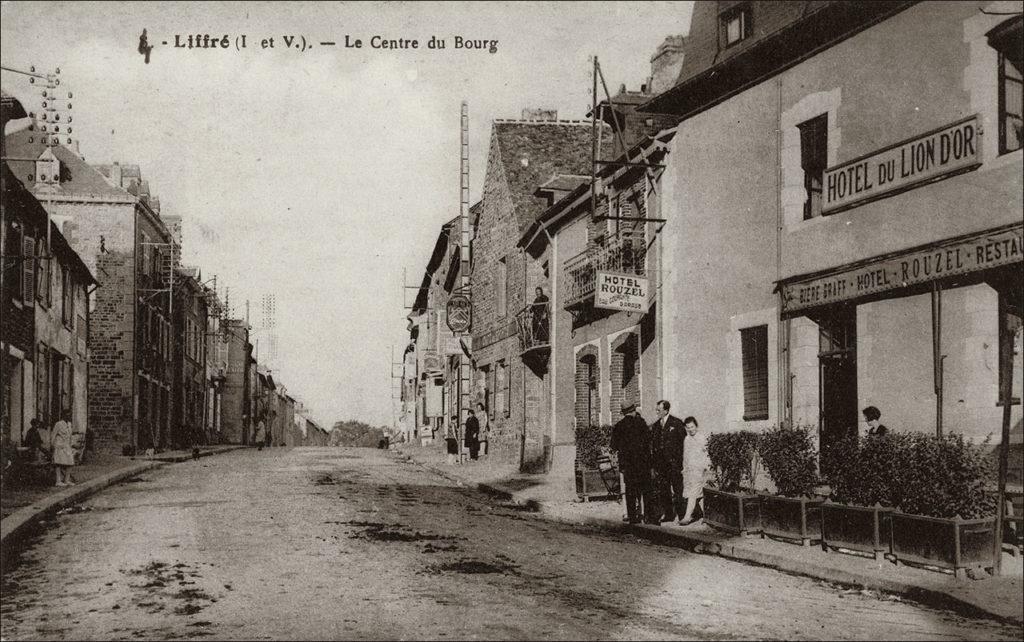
[171,267,209,448]
[470,113,597,470]
[2,162,95,452]
[640,1,1022,468]
[221,318,253,444]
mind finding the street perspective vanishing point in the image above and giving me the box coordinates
[1,1,1023,641]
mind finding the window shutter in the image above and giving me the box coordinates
[740,325,769,420]
[23,235,35,304]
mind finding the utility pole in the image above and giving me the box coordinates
[457,101,472,461]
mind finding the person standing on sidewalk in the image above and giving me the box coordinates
[650,400,687,523]
[254,416,267,452]
[610,400,652,524]
[678,416,709,525]
[464,410,481,461]
[51,410,76,487]
[476,403,489,457]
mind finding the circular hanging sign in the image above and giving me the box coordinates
[446,294,472,333]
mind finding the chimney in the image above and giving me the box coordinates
[110,161,123,189]
[649,35,686,96]
[520,108,558,121]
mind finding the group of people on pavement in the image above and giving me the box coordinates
[447,402,490,465]
[610,399,710,526]
[7,410,81,487]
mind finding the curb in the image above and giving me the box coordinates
[396,449,1023,626]
[1,445,247,565]
[131,445,248,463]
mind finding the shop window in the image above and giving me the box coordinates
[721,4,752,48]
[496,256,508,318]
[740,325,769,421]
[988,16,1023,154]
[798,114,828,220]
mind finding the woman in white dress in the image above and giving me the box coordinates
[678,416,709,525]
[51,410,76,487]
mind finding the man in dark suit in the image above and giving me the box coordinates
[464,410,481,460]
[610,400,652,524]
[650,400,687,523]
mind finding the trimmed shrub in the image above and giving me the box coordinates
[899,433,997,519]
[827,433,908,507]
[575,423,613,469]
[825,431,996,519]
[758,424,819,497]
[707,431,760,492]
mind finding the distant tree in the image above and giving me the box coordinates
[329,419,386,447]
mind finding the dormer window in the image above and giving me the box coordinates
[35,148,60,185]
[721,4,752,48]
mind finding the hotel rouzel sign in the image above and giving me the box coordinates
[595,271,649,314]
[780,224,1023,315]
[823,115,981,214]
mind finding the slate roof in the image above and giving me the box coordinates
[641,1,915,116]
[490,120,609,232]
[536,174,590,194]
[1,163,96,284]
[4,129,132,200]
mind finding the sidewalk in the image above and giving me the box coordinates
[395,441,1024,626]
[1,445,246,563]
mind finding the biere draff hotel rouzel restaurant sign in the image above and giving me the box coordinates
[780,224,1023,315]
[822,115,980,214]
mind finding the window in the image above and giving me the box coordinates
[721,4,751,48]
[798,114,828,219]
[740,325,769,421]
[989,17,1023,154]
[496,256,508,318]
[35,237,48,307]
[62,266,73,327]
[18,229,33,304]
[36,343,49,427]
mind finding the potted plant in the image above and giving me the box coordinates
[574,423,620,501]
[889,433,998,578]
[704,431,762,535]
[757,424,822,546]
[821,433,905,560]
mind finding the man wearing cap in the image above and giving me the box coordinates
[610,400,652,524]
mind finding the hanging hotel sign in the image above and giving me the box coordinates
[446,294,472,333]
[822,115,981,214]
[780,224,1023,315]
[595,271,649,313]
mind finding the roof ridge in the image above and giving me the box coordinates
[492,118,592,125]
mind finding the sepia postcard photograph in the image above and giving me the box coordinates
[1,1,1022,640]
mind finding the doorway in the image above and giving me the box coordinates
[818,306,858,476]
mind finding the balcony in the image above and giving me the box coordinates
[515,302,550,369]
[563,236,647,310]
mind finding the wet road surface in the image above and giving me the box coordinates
[1,447,1021,640]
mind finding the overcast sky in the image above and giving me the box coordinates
[1,1,693,427]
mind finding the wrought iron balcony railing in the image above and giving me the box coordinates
[515,302,551,355]
[562,237,647,309]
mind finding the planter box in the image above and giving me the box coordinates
[575,466,620,501]
[820,501,891,559]
[760,494,823,546]
[703,488,762,535]
[890,512,996,578]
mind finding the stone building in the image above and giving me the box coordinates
[404,214,468,446]
[203,286,227,443]
[470,112,598,470]
[2,162,95,451]
[171,267,208,448]
[638,1,1021,467]
[220,318,253,444]
[5,132,175,454]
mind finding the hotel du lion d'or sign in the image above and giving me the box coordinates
[782,114,1021,315]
